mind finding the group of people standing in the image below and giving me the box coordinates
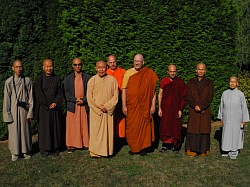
[3,54,249,161]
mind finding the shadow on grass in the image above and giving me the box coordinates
[214,127,223,154]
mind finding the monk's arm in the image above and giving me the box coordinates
[122,88,127,115]
[186,81,197,109]
[200,80,214,111]
[104,80,118,115]
[150,92,156,115]
[86,79,102,115]
[27,78,34,119]
[158,88,163,117]
[3,81,13,123]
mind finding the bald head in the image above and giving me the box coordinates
[229,76,238,89]
[196,63,206,79]
[96,60,107,77]
[168,64,177,79]
[12,60,23,77]
[43,59,54,76]
[72,58,82,73]
[133,54,144,71]
[107,55,117,70]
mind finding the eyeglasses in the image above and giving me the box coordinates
[73,63,82,67]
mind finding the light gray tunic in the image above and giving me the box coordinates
[3,75,33,155]
[218,88,249,151]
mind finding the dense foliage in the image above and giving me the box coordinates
[0,0,246,139]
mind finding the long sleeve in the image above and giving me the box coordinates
[218,93,224,120]
[200,80,214,111]
[3,80,14,123]
[241,93,250,122]
[179,80,187,111]
[34,74,51,107]
[63,75,76,103]
[186,80,197,109]
[87,78,102,116]
[104,80,118,115]
[26,78,34,118]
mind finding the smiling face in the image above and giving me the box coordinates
[72,58,82,73]
[133,54,144,71]
[196,63,206,78]
[12,60,23,77]
[96,61,107,77]
[107,55,117,71]
[229,77,238,89]
[43,59,54,76]
[168,65,177,79]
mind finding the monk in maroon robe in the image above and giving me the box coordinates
[158,65,186,154]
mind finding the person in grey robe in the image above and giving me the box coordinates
[34,59,63,157]
[218,76,249,159]
[3,60,33,161]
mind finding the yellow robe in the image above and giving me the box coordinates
[87,74,118,156]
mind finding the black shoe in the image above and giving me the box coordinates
[51,150,59,156]
[172,148,180,154]
[128,151,135,155]
[159,147,169,153]
[40,150,49,157]
[139,150,147,156]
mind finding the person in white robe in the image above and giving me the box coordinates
[3,60,33,161]
[218,76,249,159]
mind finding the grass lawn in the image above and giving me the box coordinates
[0,122,250,187]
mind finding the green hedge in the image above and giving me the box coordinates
[0,0,242,140]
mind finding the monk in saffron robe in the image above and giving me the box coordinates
[185,63,214,157]
[158,65,186,154]
[218,76,249,159]
[87,61,118,158]
[34,59,64,157]
[122,54,158,156]
[64,58,91,153]
[106,55,126,138]
[3,60,33,161]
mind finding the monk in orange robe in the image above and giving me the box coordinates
[106,55,126,138]
[64,58,91,153]
[122,54,158,156]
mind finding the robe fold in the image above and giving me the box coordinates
[34,73,63,151]
[126,67,158,153]
[3,75,33,155]
[87,74,118,156]
[159,77,186,148]
[106,67,126,138]
[218,88,249,151]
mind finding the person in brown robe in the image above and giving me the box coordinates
[3,60,33,161]
[122,54,158,156]
[87,61,118,158]
[64,58,91,153]
[34,59,64,157]
[158,65,186,154]
[185,63,214,157]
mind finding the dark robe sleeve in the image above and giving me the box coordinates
[63,75,76,103]
[53,77,64,107]
[179,79,187,111]
[186,80,197,109]
[200,80,214,111]
[34,74,51,107]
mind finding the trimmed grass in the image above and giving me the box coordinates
[0,124,250,187]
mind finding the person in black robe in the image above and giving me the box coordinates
[34,59,63,156]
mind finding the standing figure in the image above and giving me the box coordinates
[158,64,186,154]
[34,59,64,157]
[87,61,118,158]
[122,54,158,156]
[185,63,214,157]
[218,76,249,159]
[64,58,91,153]
[3,60,33,161]
[106,55,126,140]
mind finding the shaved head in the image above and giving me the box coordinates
[107,55,117,70]
[96,60,107,77]
[12,59,22,67]
[168,64,177,79]
[133,54,144,71]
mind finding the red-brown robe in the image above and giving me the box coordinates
[126,67,158,153]
[159,77,186,148]
[106,67,126,138]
